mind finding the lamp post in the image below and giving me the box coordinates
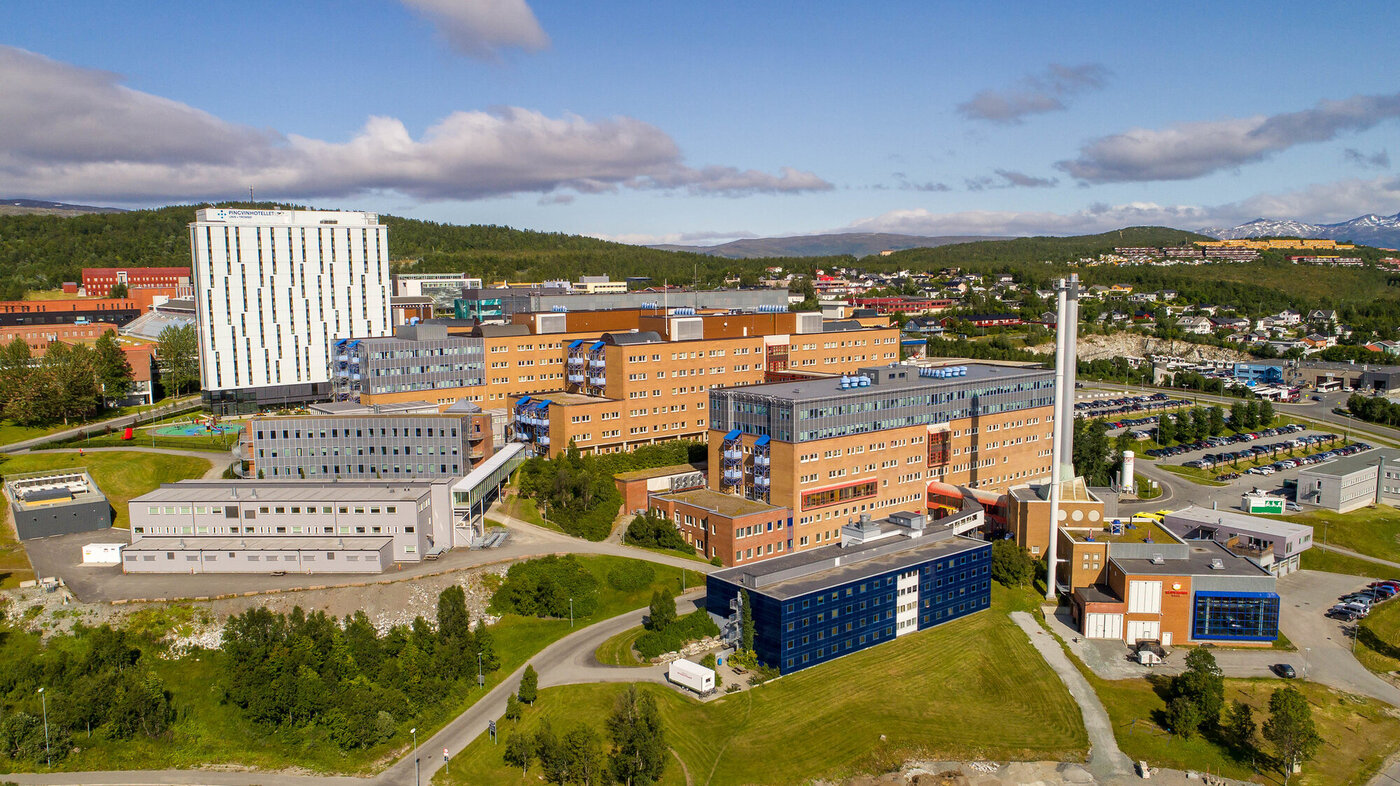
[411,726,418,786]
[477,652,483,691]
[37,687,50,767]
[1303,647,1311,680]
[569,597,574,628]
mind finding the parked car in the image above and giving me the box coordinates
[1272,663,1297,679]
[1326,607,1359,621]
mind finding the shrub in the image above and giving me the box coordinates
[635,609,720,659]
[624,514,690,552]
[605,560,655,592]
[491,555,599,618]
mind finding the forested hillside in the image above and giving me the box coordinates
[0,203,836,299]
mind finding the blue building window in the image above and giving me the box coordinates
[1192,591,1279,641]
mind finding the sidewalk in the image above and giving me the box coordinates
[0,397,202,453]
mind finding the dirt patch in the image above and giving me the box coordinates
[3,562,510,651]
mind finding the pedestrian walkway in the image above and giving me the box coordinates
[1010,612,1135,782]
[1316,543,1400,571]
[25,446,231,479]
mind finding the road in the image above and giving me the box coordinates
[0,397,203,454]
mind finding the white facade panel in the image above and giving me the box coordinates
[1126,619,1160,643]
[1127,580,1162,614]
[190,209,391,395]
[1084,613,1123,640]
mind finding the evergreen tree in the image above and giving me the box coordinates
[1264,687,1322,784]
[991,539,1034,587]
[1258,399,1275,427]
[534,719,566,784]
[1156,412,1175,445]
[1171,647,1225,727]
[93,330,134,404]
[562,724,605,785]
[607,685,668,786]
[519,664,539,705]
[504,693,523,722]
[1230,401,1248,433]
[1191,407,1209,441]
[1166,696,1202,738]
[474,618,499,673]
[436,585,472,648]
[1226,700,1256,749]
[647,589,677,632]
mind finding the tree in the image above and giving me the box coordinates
[1114,428,1135,458]
[1171,647,1226,727]
[740,589,755,653]
[436,585,472,648]
[1156,412,1175,445]
[1191,407,1209,441]
[534,719,566,784]
[1165,696,1202,738]
[1226,700,1256,750]
[156,323,199,396]
[1244,400,1260,430]
[93,330,134,405]
[1072,417,1112,485]
[991,539,1034,588]
[562,724,606,785]
[504,729,532,774]
[607,685,667,786]
[1207,406,1225,437]
[518,664,539,705]
[700,652,721,688]
[504,693,523,722]
[647,589,677,632]
[1263,687,1322,783]
[474,618,500,673]
[1230,401,1248,433]
[1258,399,1275,427]
[109,282,129,299]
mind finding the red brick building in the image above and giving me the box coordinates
[82,267,192,298]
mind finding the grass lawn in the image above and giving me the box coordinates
[442,585,1088,786]
[1160,464,1228,486]
[1286,507,1400,565]
[1089,674,1400,785]
[500,492,559,533]
[594,624,649,667]
[1355,589,1400,681]
[0,451,211,530]
[3,554,699,776]
[1300,548,1388,578]
[54,428,239,453]
[1134,473,1163,499]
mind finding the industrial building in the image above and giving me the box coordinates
[190,208,392,414]
[706,362,1055,558]
[4,470,112,540]
[1067,522,1279,646]
[1296,448,1400,512]
[705,505,990,674]
[1161,506,1313,575]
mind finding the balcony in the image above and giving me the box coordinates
[723,449,743,461]
[754,475,770,487]
[567,373,584,383]
[468,430,485,442]
[538,435,551,446]
[754,455,770,467]
[589,376,606,386]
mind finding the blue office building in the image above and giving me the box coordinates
[706,505,990,674]
[1232,362,1285,385]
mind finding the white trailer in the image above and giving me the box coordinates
[81,543,124,565]
[667,659,715,694]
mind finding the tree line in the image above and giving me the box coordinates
[0,625,173,764]
[221,585,499,750]
[0,331,134,426]
[502,683,668,785]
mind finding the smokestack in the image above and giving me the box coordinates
[1058,273,1080,482]
[1046,279,1068,600]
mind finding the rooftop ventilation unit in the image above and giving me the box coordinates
[1149,554,1165,565]
[1209,559,1225,570]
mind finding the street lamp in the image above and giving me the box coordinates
[569,597,574,628]
[411,726,419,786]
[37,687,49,767]
[477,652,483,691]
[1303,647,1311,680]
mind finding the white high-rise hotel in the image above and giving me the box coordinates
[189,208,391,413]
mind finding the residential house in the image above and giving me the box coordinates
[1175,316,1213,335]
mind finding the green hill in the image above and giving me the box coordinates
[0,202,843,300]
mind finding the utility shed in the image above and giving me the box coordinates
[4,469,112,540]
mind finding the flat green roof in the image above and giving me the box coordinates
[614,463,703,481]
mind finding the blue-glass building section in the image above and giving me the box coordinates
[707,540,992,676]
[1192,591,1280,642]
[916,545,992,630]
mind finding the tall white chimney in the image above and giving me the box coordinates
[1045,273,1080,600]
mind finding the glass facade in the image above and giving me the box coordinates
[1192,591,1280,641]
[706,541,991,675]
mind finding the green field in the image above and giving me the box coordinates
[0,450,211,530]
[56,428,240,453]
[1089,674,1400,785]
[1286,507,1400,565]
[441,585,1088,786]
[1159,464,1229,486]
[1300,548,1388,578]
[1355,589,1400,680]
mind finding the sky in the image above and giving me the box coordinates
[3,1,1399,245]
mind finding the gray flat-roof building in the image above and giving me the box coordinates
[1296,448,1400,512]
[239,410,488,480]
[4,470,112,540]
[454,287,789,321]
[331,323,485,403]
[126,479,459,574]
[1162,506,1313,575]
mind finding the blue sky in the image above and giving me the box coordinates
[3,1,1398,243]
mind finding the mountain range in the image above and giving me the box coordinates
[0,198,126,217]
[647,232,1005,259]
[1199,212,1400,250]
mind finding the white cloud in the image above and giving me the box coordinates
[957,63,1109,124]
[964,169,1057,191]
[0,46,831,203]
[841,177,1400,236]
[399,0,549,60]
[590,229,760,246]
[1058,92,1400,183]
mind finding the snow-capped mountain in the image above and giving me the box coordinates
[1199,212,1400,250]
